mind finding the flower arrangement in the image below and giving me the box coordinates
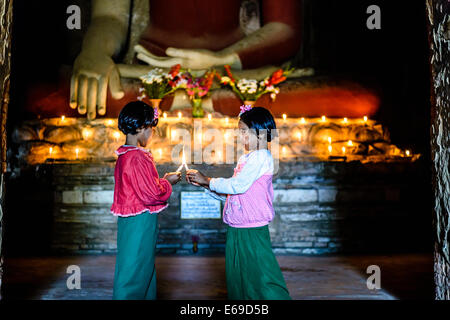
[184,70,216,100]
[220,65,289,102]
[139,64,184,99]
[172,69,217,117]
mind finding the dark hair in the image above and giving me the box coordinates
[239,106,278,142]
[118,101,158,135]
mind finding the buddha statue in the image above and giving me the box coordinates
[28,0,379,120]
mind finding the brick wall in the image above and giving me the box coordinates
[4,158,432,255]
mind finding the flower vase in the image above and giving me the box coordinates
[149,98,162,117]
[243,100,256,107]
[192,98,204,118]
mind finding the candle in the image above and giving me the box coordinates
[363,116,368,122]
[163,112,167,119]
[327,137,332,144]
[61,116,65,122]
[301,117,306,124]
[208,114,212,121]
[405,150,410,157]
[347,140,353,146]
[49,147,53,156]
[342,146,346,154]
[282,114,287,121]
[343,117,348,123]
[82,128,92,140]
[328,145,332,153]
[75,148,79,159]
[176,146,189,172]
[321,116,326,122]
[225,117,229,124]
[106,119,114,126]
[113,131,121,142]
[178,112,182,119]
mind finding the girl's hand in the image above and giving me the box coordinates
[163,172,182,185]
[186,169,211,187]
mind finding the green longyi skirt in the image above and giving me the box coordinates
[225,225,291,300]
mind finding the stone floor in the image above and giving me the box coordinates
[3,253,433,300]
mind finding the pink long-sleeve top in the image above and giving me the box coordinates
[206,149,275,228]
[110,145,172,217]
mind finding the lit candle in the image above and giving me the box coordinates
[327,137,332,144]
[75,148,79,159]
[282,114,287,121]
[82,128,92,140]
[301,117,306,124]
[328,145,332,153]
[176,146,189,172]
[208,114,212,121]
[49,147,53,156]
[347,140,353,146]
[163,112,167,119]
[363,116,368,122]
[342,146,346,154]
[405,150,411,157]
[321,116,326,122]
[113,131,121,142]
[106,119,114,126]
[61,115,65,122]
[178,112,182,119]
[343,117,348,123]
[225,117,229,124]
[171,129,177,140]
[296,132,302,141]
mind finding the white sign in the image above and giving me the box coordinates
[181,192,221,219]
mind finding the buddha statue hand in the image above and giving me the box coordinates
[70,49,125,120]
[135,44,242,70]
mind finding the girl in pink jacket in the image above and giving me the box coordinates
[111,101,181,300]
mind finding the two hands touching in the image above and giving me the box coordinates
[162,170,210,188]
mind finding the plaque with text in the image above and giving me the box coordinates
[180,192,222,219]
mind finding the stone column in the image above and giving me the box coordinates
[426,0,450,300]
[0,0,13,300]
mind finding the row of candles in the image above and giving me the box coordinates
[50,115,411,160]
[60,114,369,124]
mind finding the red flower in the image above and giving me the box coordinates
[224,65,236,83]
[268,69,286,86]
[169,64,181,78]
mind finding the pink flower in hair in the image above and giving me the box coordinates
[239,104,253,117]
[154,107,159,119]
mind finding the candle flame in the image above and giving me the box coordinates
[321,116,326,122]
[301,117,306,124]
[282,114,287,120]
[163,112,167,119]
[342,146,346,154]
[363,116,368,122]
[61,116,65,122]
[328,145,332,153]
[208,114,212,121]
[178,112,182,119]
[343,117,348,123]
[348,140,353,146]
